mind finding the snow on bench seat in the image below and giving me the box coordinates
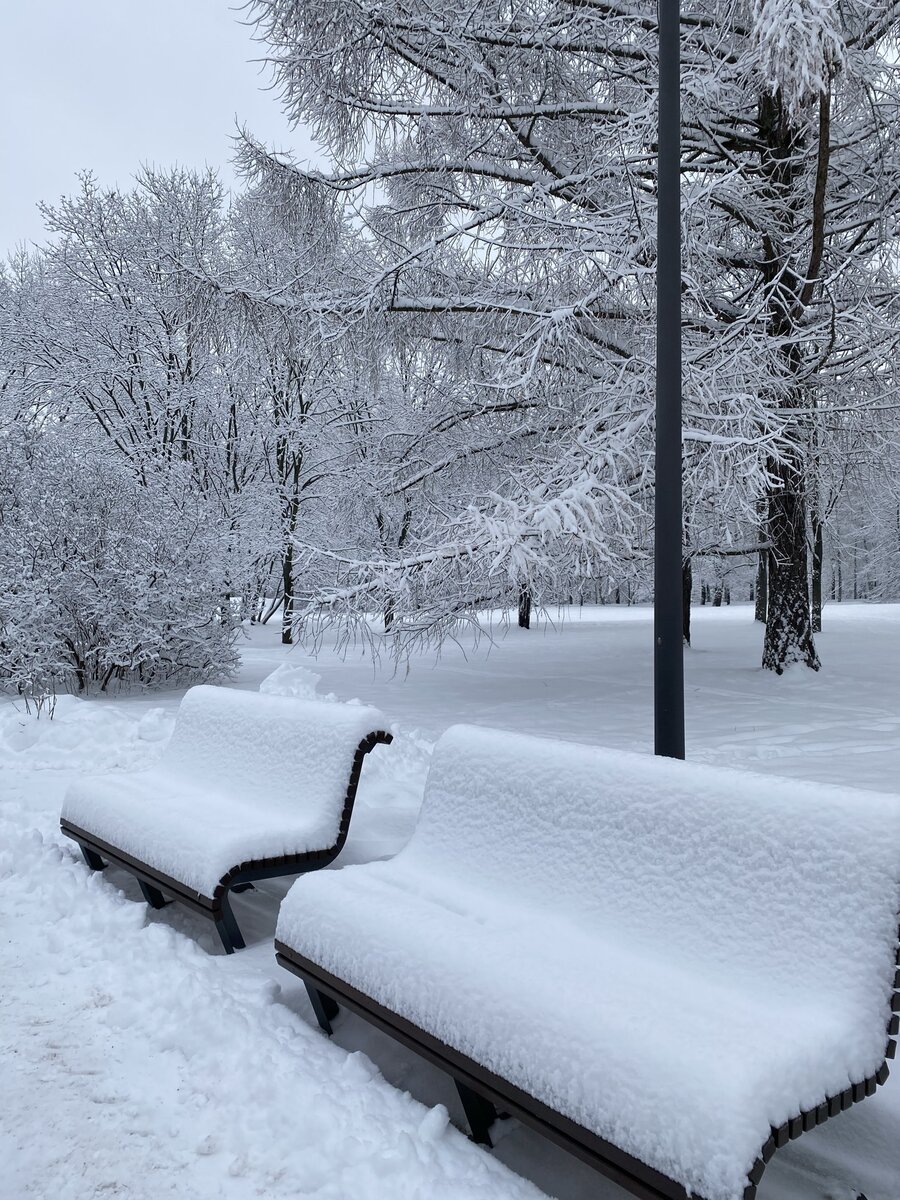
[275,723,900,1200]
[61,686,391,949]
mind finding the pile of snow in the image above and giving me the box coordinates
[0,777,544,1200]
[259,662,335,702]
[0,695,174,771]
[279,723,900,1200]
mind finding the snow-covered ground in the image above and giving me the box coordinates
[1,603,898,1200]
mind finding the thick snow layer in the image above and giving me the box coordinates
[5,606,900,1200]
[61,685,390,896]
[0,694,174,769]
[0,772,545,1200]
[277,723,900,1200]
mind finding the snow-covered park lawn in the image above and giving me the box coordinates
[1,603,898,1200]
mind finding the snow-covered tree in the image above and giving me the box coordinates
[243,0,900,669]
[0,426,240,698]
[0,175,247,697]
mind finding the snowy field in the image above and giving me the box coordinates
[1,603,899,1200]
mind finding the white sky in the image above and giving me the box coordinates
[1,0,321,252]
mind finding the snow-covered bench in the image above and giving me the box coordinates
[61,685,392,953]
[275,724,900,1200]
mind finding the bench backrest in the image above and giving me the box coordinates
[402,724,900,1020]
[163,685,389,829]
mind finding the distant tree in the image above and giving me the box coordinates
[0,173,247,696]
[0,428,240,698]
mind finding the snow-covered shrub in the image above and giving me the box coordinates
[0,435,241,698]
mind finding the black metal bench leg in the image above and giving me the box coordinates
[138,880,170,909]
[80,845,105,871]
[455,1079,497,1147]
[213,894,246,954]
[305,982,340,1035]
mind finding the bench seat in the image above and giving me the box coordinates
[277,861,861,1198]
[275,724,900,1200]
[64,762,366,900]
[61,686,391,951]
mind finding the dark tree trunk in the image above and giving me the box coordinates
[754,550,768,622]
[375,506,411,635]
[281,545,294,645]
[518,586,532,630]
[259,590,284,625]
[811,511,823,633]
[712,585,722,607]
[762,467,819,673]
[682,557,692,646]
[273,367,307,650]
[756,86,827,673]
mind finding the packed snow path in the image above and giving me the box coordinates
[2,605,899,1200]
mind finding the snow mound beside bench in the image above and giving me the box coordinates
[277,723,900,1200]
[62,686,390,897]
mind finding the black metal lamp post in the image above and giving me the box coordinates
[653,0,685,759]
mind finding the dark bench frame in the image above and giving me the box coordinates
[62,729,392,953]
[275,929,899,1200]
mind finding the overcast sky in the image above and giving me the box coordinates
[1,0,320,252]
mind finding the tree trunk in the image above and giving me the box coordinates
[762,469,819,672]
[518,585,532,630]
[682,557,692,646]
[259,590,284,625]
[281,545,294,645]
[757,86,826,673]
[811,511,823,633]
[754,550,768,622]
